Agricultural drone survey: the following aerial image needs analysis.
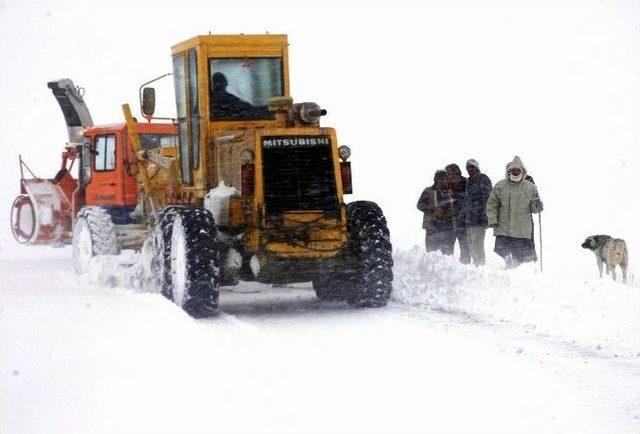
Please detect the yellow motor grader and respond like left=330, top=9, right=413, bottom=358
left=72, top=34, right=393, bottom=317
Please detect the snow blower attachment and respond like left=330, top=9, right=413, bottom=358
left=14, top=35, right=394, bottom=317
left=11, top=154, right=77, bottom=244
left=11, top=78, right=177, bottom=247
left=10, top=79, right=93, bottom=245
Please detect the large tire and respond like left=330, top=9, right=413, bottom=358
left=344, top=201, right=393, bottom=307
left=138, top=234, right=161, bottom=293
left=72, top=206, right=119, bottom=275
left=158, top=206, right=221, bottom=317
left=312, top=274, right=346, bottom=301
left=155, top=205, right=185, bottom=298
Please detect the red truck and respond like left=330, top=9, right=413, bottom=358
left=11, top=79, right=176, bottom=246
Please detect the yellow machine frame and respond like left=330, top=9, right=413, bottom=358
left=169, top=35, right=347, bottom=261
left=171, top=35, right=290, bottom=197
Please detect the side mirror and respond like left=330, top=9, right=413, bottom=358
left=141, top=87, right=156, bottom=118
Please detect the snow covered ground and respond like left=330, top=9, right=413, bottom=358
left=394, top=248, right=640, bottom=359
left=2, top=2, right=639, bottom=433
left=2, top=244, right=640, bottom=434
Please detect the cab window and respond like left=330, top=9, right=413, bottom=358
left=140, top=134, right=178, bottom=151
left=188, top=49, right=200, bottom=170
left=82, top=141, right=92, bottom=186
left=94, top=134, right=116, bottom=171
left=173, top=54, right=191, bottom=185
left=209, top=57, right=283, bottom=121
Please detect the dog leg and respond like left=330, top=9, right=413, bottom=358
left=609, top=266, right=616, bottom=281
left=597, top=257, right=603, bottom=278
left=622, top=251, right=629, bottom=285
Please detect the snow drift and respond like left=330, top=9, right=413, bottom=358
left=392, top=247, right=640, bottom=358
left=37, top=241, right=640, bottom=359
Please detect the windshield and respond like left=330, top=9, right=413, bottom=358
left=140, top=134, right=177, bottom=151
left=209, top=57, right=283, bottom=121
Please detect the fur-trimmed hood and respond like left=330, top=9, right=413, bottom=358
left=505, top=155, right=528, bottom=182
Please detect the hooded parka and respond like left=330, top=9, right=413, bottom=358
left=486, top=156, right=543, bottom=239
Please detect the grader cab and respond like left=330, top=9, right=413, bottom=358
left=59, top=35, right=393, bottom=317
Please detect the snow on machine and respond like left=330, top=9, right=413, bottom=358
left=12, top=35, right=394, bottom=317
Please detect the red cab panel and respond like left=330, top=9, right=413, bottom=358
left=82, top=122, right=176, bottom=223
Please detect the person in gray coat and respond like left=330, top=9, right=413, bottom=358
left=486, top=156, right=543, bottom=267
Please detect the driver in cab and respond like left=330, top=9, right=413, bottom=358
left=210, top=72, right=269, bottom=120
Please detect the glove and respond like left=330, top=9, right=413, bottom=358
left=530, top=199, right=544, bottom=213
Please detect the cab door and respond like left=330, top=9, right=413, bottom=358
left=172, top=48, right=200, bottom=187
left=86, top=133, right=119, bottom=206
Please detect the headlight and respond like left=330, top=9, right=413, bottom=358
left=297, top=102, right=327, bottom=124
left=338, top=145, right=351, bottom=161
left=240, top=149, right=254, bottom=164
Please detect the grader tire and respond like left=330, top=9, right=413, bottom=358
left=344, top=201, right=394, bottom=307
left=312, top=275, right=346, bottom=301
left=158, top=206, right=221, bottom=317
left=155, top=206, right=186, bottom=298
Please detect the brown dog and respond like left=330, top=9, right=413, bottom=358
left=581, top=235, right=629, bottom=284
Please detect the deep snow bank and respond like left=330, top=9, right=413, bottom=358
left=392, top=247, right=640, bottom=358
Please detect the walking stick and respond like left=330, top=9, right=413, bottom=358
left=538, top=212, right=543, bottom=272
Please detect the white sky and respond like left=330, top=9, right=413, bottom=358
left=1, top=0, right=639, bottom=262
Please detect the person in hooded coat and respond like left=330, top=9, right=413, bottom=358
left=486, top=156, right=544, bottom=267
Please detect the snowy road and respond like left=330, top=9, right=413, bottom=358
left=2, top=246, right=640, bottom=434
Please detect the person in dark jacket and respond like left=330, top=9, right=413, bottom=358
left=417, top=170, right=455, bottom=254
left=445, top=163, right=470, bottom=264
left=457, top=159, right=492, bottom=265
left=210, top=72, right=269, bottom=119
